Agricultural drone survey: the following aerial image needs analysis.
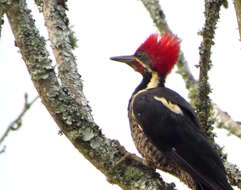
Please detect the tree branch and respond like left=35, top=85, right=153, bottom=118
left=234, top=0, right=241, bottom=39
left=0, top=94, right=38, bottom=153
left=39, top=0, right=90, bottom=116
left=214, top=104, right=241, bottom=137
left=0, top=6, right=4, bottom=38
left=1, top=0, right=176, bottom=189
left=195, top=4, right=241, bottom=188
left=139, top=0, right=167, bottom=32
left=0, top=145, right=6, bottom=154
left=196, top=0, right=224, bottom=139
left=139, top=0, right=241, bottom=188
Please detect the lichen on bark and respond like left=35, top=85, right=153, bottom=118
left=195, top=0, right=224, bottom=140
left=1, top=0, right=176, bottom=189
left=2, top=0, right=241, bottom=189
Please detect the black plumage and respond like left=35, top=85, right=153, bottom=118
left=131, top=87, right=233, bottom=190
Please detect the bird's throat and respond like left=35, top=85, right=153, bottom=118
left=133, top=71, right=164, bottom=96
left=146, top=72, right=160, bottom=89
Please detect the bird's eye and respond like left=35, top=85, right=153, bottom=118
left=135, top=51, right=152, bottom=68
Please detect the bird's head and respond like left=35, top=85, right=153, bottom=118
left=111, top=32, right=180, bottom=82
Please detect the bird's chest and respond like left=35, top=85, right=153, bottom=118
left=128, top=97, right=168, bottom=167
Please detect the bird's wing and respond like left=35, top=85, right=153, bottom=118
left=132, top=88, right=232, bottom=190
left=154, top=87, right=201, bottom=128
left=132, top=87, right=204, bottom=149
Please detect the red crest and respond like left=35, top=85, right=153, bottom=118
left=136, top=32, right=180, bottom=77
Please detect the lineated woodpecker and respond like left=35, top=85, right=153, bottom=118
left=111, top=32, right=233, bottom=190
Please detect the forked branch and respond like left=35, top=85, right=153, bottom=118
left=1, top=1, right=176, bottom=189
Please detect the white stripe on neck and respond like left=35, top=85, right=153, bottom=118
left=134, top=57, right=160, bottom=90
left=146, top=72, right=159, bottom=89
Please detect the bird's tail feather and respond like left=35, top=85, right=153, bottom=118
left=195, top=182, right=205, bottom=190
left=195, top=181, right=234, bottom=190
left=169, top=150, right=233, bottom=190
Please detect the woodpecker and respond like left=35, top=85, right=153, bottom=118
left=111, top=32, right=233, bottom=190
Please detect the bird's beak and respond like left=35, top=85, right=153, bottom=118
left=110, top=55, right=135, bottom=65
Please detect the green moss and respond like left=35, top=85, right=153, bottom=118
left=69, top=28, right=78, bottom=49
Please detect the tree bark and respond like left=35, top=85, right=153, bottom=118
left=234, top=0, right=241, bottom=40
left=0, top=0, right=176, bottom=189
left=1, top=0, right=241, bottom=189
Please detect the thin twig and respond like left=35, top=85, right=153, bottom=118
left=0, top=94, right=39, bottom=152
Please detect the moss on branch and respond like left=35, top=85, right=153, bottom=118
left=195, top=0, right=225, bottom=140
left=41, top=0, right=83, bottom=110
left=1, top=0, right=176, bottom=189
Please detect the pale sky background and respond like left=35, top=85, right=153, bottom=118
left=0, top=1, right=241, bottom=190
